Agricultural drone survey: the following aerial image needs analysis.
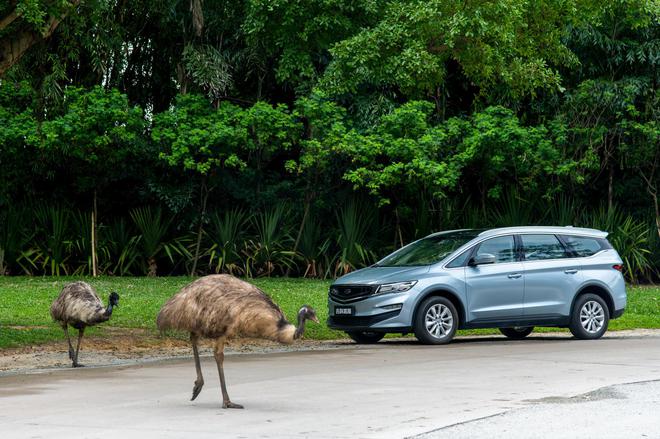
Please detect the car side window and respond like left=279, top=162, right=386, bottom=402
left=560, top=235, right=602, bottom=257
left=521, top=234, right=568, bottom=261
left=475, top=236, right=516, bottom=263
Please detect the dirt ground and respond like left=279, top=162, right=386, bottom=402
left=0, top=328, right=350, bottom=374
left=3, top=328, right=660, bottom=375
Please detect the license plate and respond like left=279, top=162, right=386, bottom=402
left=334, top=306, right=354, bottom=316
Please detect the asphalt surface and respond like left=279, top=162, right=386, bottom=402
left=1, top=333, right=660, bottom=439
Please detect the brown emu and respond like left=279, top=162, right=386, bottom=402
left=156, top=274, right=319, bottom=409
left=50, top=281, right=120, bottom=367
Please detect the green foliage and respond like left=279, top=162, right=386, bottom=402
left=154, top=95, right=300, bottom=177
left=335, top=201, right=377, bottom=275
left=207, top=208, right=251, bottom=275
left=0, top=205, right=32, bottom=275
left=34, top=86, right=146, bottom=193
left=243, top=0, right=380, bottom=93
left=103, top=218, right=140, bottom=276
left=25, top=206, right=72, bottom=276
left=130, top=206, right=186, bottom=277
left=582, top=206, right=652, bottom=283
left=0, top=0, right=658, bottom=281
left=320, top=0, right=578, bottom=101
left=245, top=205, right=295, bottom=277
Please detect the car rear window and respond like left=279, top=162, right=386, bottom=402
left=521, top=234, right=569, bottom=260
left=559, top=235, right=610, bottom=257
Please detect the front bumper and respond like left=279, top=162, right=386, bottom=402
left=327, top=287, right=416, bottom=332
left=327, top=309, right=409, bottom=332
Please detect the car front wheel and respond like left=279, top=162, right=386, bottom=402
left=346, top=331, right=385, bottom=344
left=569, top=293, right=610, bottom=340
left=414, top=296, right=458, bottom=345
left=499, top=326, right=534, bottom=339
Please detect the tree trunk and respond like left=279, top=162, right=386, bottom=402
left=608, top=165, right=614, bottom=211
left=148, top=257, right=158, bottom=277
left=91, top=190, right=98, bottom=277
left=0, top=1, right=80, bottom=76
left=286, top=194, right=311, bottom=277
left=190, top=177, right=209, bottom=276
left=640, top=169, right=660, bottom=240
left=394, top=208, right=404, bottom=248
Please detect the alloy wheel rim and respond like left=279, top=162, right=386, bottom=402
left=425, top=304, right=453, bottom=338
left=580, top=301, right=605, bottom=333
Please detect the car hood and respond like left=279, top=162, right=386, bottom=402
left=333, top=266, right=431, bottom=285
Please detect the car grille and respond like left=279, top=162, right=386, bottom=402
left=329, top=284, right=378, bottom=304
left=328, top=309, right=401, bottom=327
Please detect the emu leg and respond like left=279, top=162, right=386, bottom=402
left=190, top=333, right=204, bottom=401
left=63, top=326, right=75, bottom=361
left=72, top=327, right=85, bottom=368
left=214, top=338, right=243, bottom=409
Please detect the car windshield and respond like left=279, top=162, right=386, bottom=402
left=375, top=230, right=480, bottom=267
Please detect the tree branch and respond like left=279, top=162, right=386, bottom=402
left=0, top=0, right=80, bottom=77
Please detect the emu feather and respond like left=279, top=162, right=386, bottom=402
left=50, top=281, right=119, bottom=367
left=157, top=274, right=318, bottom=408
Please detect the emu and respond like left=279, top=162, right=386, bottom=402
left=50, top=281, right=119, bottom=367
left=157, top=274, right=319, bottom=409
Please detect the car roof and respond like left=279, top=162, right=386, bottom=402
left=427, top=226, right=608, bottom=239
left=478, top=226, right=608, bottom=239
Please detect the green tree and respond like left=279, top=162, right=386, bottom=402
left=153, top=94, right=301, bottom=275
left=320, top=0, right=582, bottom=113
left=34, top=86, right=145, bottom=275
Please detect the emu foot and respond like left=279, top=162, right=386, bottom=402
left=191, top=380, right=204, bottom=401
left=222, top=401, right=244, bottom=409
left=72, top=363, right=85, bottom=368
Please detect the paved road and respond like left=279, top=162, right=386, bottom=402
left=1, top=333, right=660, bottom=439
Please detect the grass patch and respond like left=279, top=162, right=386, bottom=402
left=0, top=277, right=658, bottom=349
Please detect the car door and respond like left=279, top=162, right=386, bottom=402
left=465, top=235, right=524, bottom=321
left=520, top=234, right=582, bottom=317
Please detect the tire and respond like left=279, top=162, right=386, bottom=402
left=414, top=296, right=459, bottom=345
left=346, top=331, right=385, bottom=344
left=499, top=326, right=534, bottom=339
left=569, top=293, right=610, bottom=340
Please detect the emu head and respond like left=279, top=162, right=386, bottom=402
left=109, top=291, right=120, bottom=307
left=298, top=305, right=319, bottom=324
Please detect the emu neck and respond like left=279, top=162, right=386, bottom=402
left=104, top=302, right=115, bottom=317
left=294, top=313, right=306, bottom=340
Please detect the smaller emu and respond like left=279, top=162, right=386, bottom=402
left=157, top=274, right=319, bottom=409
left=50, top=281, right=120, bottom=367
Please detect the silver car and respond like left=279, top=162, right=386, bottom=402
left=328, top=226, right=626, bottom=344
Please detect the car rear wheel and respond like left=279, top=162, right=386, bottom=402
left=346, top=331, right=385, bottom=344
left=414, top=296, right=458, bottom=345
left=569, top=293, right=609, bottom=340
left=499, top=326, right=534, bottom=339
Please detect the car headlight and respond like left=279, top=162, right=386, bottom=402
left=376, top=281, right=417, bottom=294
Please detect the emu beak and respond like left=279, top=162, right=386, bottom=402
left=312, top=316, right=319, bottom=324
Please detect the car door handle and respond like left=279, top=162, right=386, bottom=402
left=507, top=273, right=522, bottom=279
left=564, top=269, right=578, bottom=274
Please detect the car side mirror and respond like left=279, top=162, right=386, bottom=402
left=469, top=253, right=496, bottom=266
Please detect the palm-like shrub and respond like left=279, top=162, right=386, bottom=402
left=488, top=190, right=537, bottom=227
left=130, top=206, right=187, bottom=276
left=335, top=202, right=377, bottom=276
left=27, top=206, right=72, bottom=276
left=582, top=206, right=652, bottom=283
left=70, top=210, right=111, bottom=275
left=0, top=205, right=32, bottom=275
left=104, top=218, right=140, bottom=276
left=207, top=208, right=250, bottom=275
left=296, top=218, right=331, bottom=278
left=244, top=205, right=295, bottom=277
